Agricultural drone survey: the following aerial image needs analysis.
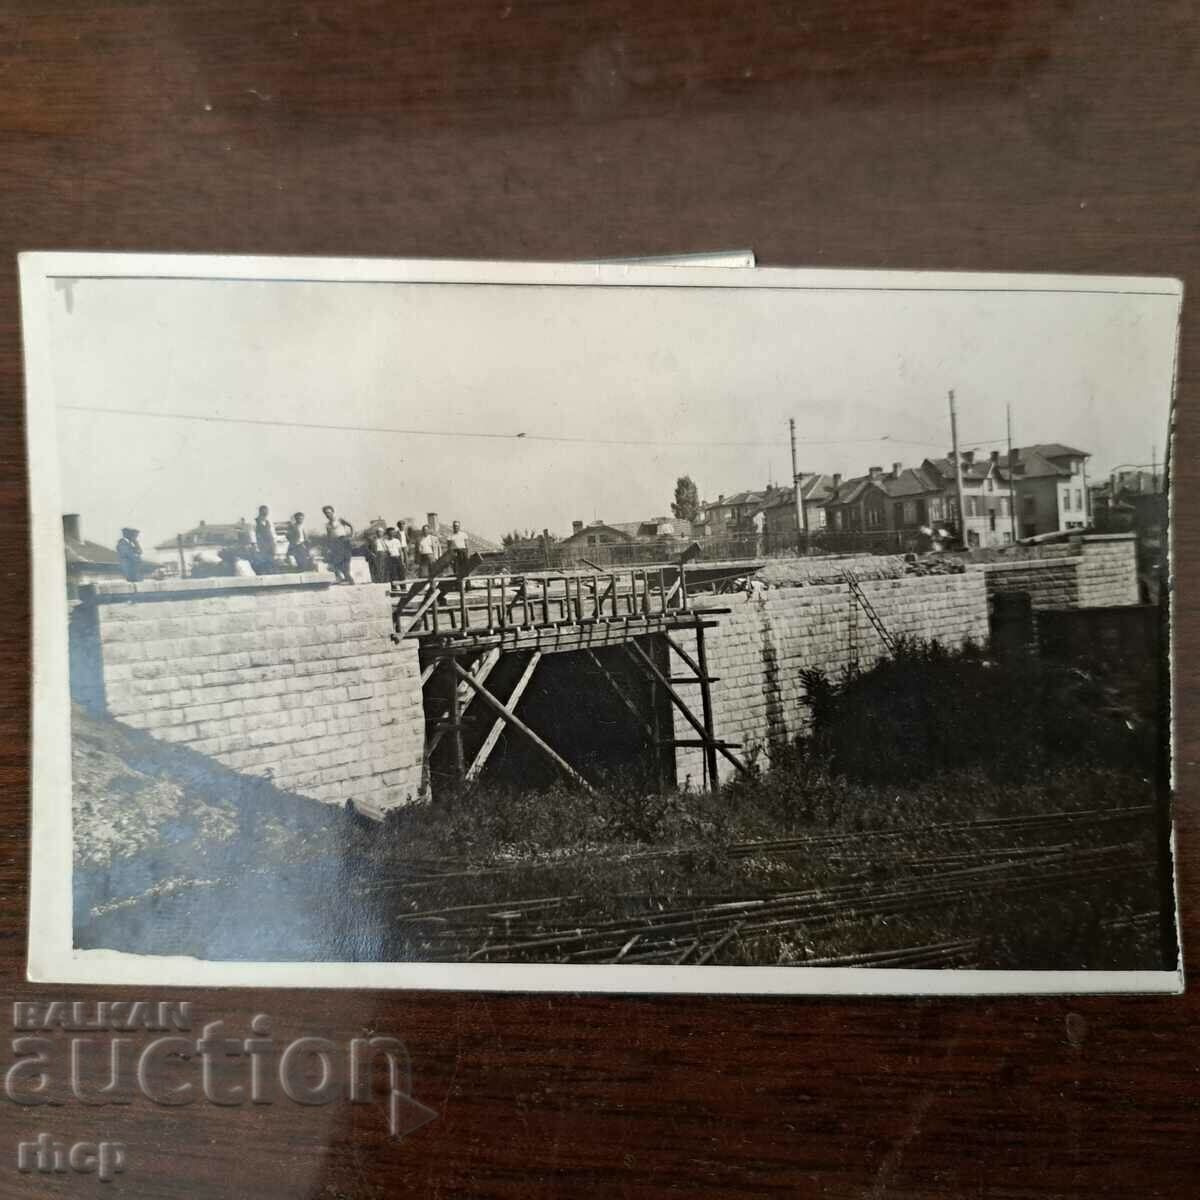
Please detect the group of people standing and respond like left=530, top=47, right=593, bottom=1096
left=114, top=506, right=474, bottom=585
left=359, top=519, right=473, bottom=584
left=264, top=506, right=473, bottom=584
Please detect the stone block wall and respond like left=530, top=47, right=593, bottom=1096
left=74, top=575, right=425, bottom=819
left=1075, top=534, right=1140, bottom=606
left=975, top=559, right=1081, bottom=610
left=974, top=533, right=1139, bottom=611
left=670, top=571, right=989, bottom=787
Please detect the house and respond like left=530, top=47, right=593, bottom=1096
left=697, top=486, right=790, bottom=538
left=155, top=519, right=271, bottom=574
left=996, top=444, right=1091, bottom=539
left=919, top=450, right=1016, bottom=548
left=1091, top=467, right=1163, bottom=532
left=825, top=463, right=953, bottom=541
left=63, top=513, right=149, bottom=599
left=1090, top=467, right=1166, bottom=597
left=560, top=516, right=686, bottom=550
left=757, top=473, right=837, bottom=536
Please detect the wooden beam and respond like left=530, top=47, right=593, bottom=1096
left=694, top=619, right=721, bottom=790
left=407, top=615, right=722, bottom=656
left=583, top=650, right=656, bottom=740
left=466, top=651, right=542, bottom=781
left=450, top=658, right=596, bottom=794
left=398, top=581, right=443, bottom=637
left=624, top=639, right=750, bottom=779
left=426, top=648, right=501, bottom=755
left=664, top=633, right=704, bottom=676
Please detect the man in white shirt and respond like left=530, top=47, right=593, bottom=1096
left=384, top=527, right=405, bottom=583
left=416, top=524, right=439, bottom=579
left=447, top=520, right=470, bottom=579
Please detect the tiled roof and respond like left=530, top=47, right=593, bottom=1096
left=828, top=468, right=942, bottom=505
left=64, top=538, right=122, bottom=566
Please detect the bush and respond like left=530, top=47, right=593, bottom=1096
left=798, top=637, right=1149, bottom=785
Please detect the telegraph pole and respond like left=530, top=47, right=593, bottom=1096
left=1006, top=402, right=1018, bottom=543
left=948, top=390, right=967, bottom=546
left=789, top=417, right=808, bottom=544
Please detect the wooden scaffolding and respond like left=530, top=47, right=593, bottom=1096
left=396, top=564, right=752, bottom=795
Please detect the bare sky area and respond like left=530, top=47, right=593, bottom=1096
left=47, top=271, right=1178, bottom=555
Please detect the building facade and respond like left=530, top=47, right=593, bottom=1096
left=999, top=444, right=1091, bottom=539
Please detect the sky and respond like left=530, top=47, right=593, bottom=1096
left=47, top=271, right=1179, bottom=556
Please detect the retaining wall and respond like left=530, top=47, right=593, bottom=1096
left=670, top=571, right=990, bottom=787
left=70, top=575, right=425, bottom=819
left=973, top=533, right=1139, bottom=611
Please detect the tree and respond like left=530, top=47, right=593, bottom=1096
left=671, top=475, right=701, bottom=524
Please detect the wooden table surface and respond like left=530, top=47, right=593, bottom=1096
left=0, top=3, right=1196, bottom=1196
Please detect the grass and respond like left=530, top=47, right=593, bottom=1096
left=71, top=638, right=1173, bottom=971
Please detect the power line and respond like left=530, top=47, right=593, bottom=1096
left=57, top=403, right=1002, bottom=452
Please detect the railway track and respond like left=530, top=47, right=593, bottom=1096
left=398, top=831, right=1156, bottom=966
left=369, top=803, right=1155, bottom=892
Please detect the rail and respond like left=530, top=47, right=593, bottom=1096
left=395, top=566, right=692, bottom=639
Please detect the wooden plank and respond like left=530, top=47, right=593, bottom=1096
left=624, top=639, right=750, bottom=779
left=694, top=619, right=721, bottom=790
left=450, top=658, right=595, bottom=794
left=466, top=651, right=542, bottom=781
left=658, top=739, right=743, bottom=749
left=398, top=581, right=442, bottom=637
left=583, top=649, right=656, bottom=740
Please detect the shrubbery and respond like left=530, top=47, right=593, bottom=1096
left=797, top=637, right=1152, bottom=785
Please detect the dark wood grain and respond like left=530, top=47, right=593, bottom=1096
left=1, top=2, right=1197, bottom=1196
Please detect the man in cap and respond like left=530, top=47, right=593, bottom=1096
left=116, top=528, right=144, bottom=582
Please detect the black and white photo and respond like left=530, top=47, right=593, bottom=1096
left=20, top=253, right=1182, bottom=993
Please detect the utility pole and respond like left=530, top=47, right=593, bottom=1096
left=948, top=390, right=967, bottom=547
left=1006, top=402, right=1018, bottom=543
left=789, top=417, right=808, bottom=545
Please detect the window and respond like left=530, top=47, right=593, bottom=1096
left=1071, top=459, right=1082, bottom=475
left=1074, top=488, right=1082, bottom=510
left=989, top=513, right=996, bottom=531
left=901, top=500, right=917, bottom=525
left=816, top=508, right=827, bottom=529
left=1003, top=532, right=1013, bottom=544
left=929, top=497, right=943, bottom=521
left=866, top=505, right=882, bottom=528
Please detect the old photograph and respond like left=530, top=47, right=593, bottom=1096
left=21, top=254, right=1182, bottom=992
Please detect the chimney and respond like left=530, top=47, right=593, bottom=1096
left=990, top=449, right=1000, bottom=466
left=832, top=473, right=842, bottom=489
left=572, top=520, right=584, bottom=534
left=891, top=462, right=902, bottom=478
left=868, top=465, right=883, bottom=481
left=717, top=494, right=725, bottom=505
left=962, top=450, right=975, bottom=465
left=427, top=512, right=439, bottom=532
left=62, top=514, right=81, bottom=543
